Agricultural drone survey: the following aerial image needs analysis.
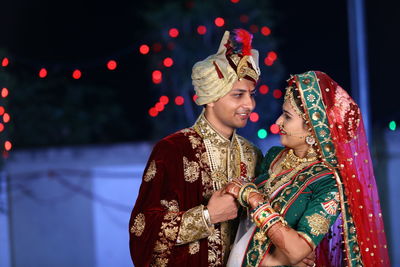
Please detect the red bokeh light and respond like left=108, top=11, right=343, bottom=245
left=231, top=0, right=240, bottom=3
left=192, top=95, right=198, bottom=102
left=149, top=107, right=158, bottom=117
left=169, top=28, right=179, bottom=38
left=39, top=68, right=47, bottom=78
left=3, top=113, right=10, bottom=123
left=214, top=17, right=225, bottom=27
left=0, top=106, right=4, bottom=116
left=261, top=26, right=271, bottom=36
left=155, top=102, right=165, bottom=112
left=1, top=88, right=8, bottom=98
left=264, top=57, right=274, bottom=66
left=2, top=57, right=9, bottom=67
left=175, top=96, right=185, bottom=106
left=259, top=85, right=269, bottom=95
left=249, top=112, right=259, bottom=122
left=107, top=60, right=117, bottom=70
left=0, top=123, right=4, bottom=132
left=159, top=95, right=169, bottom=105
left=239, top=15, right=249, bottom=23
left=249, top=24, right=258, bottom=33
left=273, top=89, right=283, bottom=99
left=267, top=51, right=277, bottom=61
left=270, top=124, right=280, bottom=134
left=4, top=141, right=12, bottom=151
left=197, top=25, right=207, bottom=35
left=152, top=70, right=162, bottom=84
left=163, top=57, right=174, bottom=67
left=139, top=44, right=150, bottom=55
left=72, top=69, right=82, bottom=79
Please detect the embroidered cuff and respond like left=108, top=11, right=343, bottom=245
left=176, top=205, right=213, bottom=245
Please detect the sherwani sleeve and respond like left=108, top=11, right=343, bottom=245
left=129, top=138, right=212, bottom=266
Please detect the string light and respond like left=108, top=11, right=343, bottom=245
left=261, top=26, right=271, bottom=36
left=214, top=17, right=225, bottom=27
left=72, top=69, right=82, bottom=79
left=273, top=89, right=282, bottom=99
left=39, top=68, right=47, bottom=78
left=139, top=44, right=150, bottom=55
left=149, top=107, right=158, bottom=117
left=152, top=70, right=162, bottom=84
left=163, top=57, right=174, bottom=67
left=1, top=57, right=9, bottom=67
left=0, top=106, right=4, bottom=115
left=175, top=96, right=184, bottom=106
left=250, top=112, right=259, bottom=122
left=389, top=121, right=396, bottom=131
left=107, top=60, right=117, bottom=70
left=4, top=141, right=12, bottom=151
left=0, top=123, right=4, bottom=132
left=259, top=85, right=269, bottom=95
left=257, top=129, right=268, bottom=139
left=169, top=28, right=179, bottom=38
left=270, top=124, right=280, bottom=134
left=155, top=102, right=165, bottom=112
left=197, top=25, right=207, bottom=35
left=159, top=96, right=169, bottom=105
left=1, top=88, right=9, bottom=98
left=3, top=113, right=10, bottom=123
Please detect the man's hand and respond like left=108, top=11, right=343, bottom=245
left=207, top=189, right=238, bottom=224
left=301, top=250, right=316, bottom=267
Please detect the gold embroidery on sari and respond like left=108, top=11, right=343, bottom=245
left=306, top=213, right=330, bottom=236
left=183, top=156, right=200, bottom=183
left=144, top=160, right=157, bottom=182
left=130, top=213, right=145, bottom=236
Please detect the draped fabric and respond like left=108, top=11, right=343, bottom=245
left=289, top=71, right=390, bottom=266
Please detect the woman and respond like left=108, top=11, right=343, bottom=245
left=225, top=71, right=390, bottom=266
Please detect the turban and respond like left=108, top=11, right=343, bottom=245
left=192, top=29, right=260, bottom=105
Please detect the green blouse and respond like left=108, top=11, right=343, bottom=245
left=244, top=147, right=341, bottom=266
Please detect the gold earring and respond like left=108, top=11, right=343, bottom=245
left=305, top=135, right=315, bottom=145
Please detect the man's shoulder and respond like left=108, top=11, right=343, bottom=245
left=155, top=127, right=201, bottom=148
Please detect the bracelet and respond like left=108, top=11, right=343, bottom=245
left=203, top=206, right=212, bottom=227
left=251, top=202, right=284, bottom=233
left=237, top=183, right=258, bottom=207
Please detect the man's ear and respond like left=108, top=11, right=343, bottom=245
left=206, top=102, right=215, bottom=108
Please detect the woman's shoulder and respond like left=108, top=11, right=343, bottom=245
left=259, top=146, right=286, bottom=173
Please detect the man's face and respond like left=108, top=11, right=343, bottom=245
left=207, top=79, right=256, bottom=132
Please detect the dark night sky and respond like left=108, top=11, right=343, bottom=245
left=1, top=0, right=399, bottom=142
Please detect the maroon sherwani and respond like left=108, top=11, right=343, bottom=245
left=129, top=112, right=262, bottom=266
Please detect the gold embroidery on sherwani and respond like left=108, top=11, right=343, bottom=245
left=130, top=213, right=145, bottom=236
left=144, top=160, right=156, bottom=182
left=306, top=213, right=330, bottom=236
left=176, top=205, right=212, bottom=244
left=207, top=227, right=223, bottom=266
left=152, top=200, right=182, bottom=266
left=183, top=156, right=200, bottom=183
left=188, top=135, right=201, bottom=149
left=189, top=241, right=200, bottom=255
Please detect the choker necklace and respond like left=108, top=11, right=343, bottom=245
left=281, top=149, right=317, bottom=170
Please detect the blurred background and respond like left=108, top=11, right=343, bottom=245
left=0, top=0, right=399, bottom=266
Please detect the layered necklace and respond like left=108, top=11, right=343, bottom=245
left=265, top=149, right=318, bottom=196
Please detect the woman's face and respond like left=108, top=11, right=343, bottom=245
left=275, top=100, right=309, bottom=150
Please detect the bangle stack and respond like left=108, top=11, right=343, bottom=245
left=237, top=183, right=258, bottom=208
left=251, top=202, right=284, bottom=234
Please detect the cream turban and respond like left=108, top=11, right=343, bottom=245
left=192, top=30, right=260, bottom=106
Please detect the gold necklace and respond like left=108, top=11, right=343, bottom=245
left=280, top=149, right=317, bottom=170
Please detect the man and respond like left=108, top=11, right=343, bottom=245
left=129, top=29, right=262, bottom=266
